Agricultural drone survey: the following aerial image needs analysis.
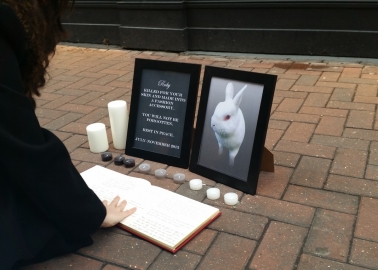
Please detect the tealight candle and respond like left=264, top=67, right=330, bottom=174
left=114, top=156, right=125, bottom=166
left=123, top=158, right=135, bottom=168
left=108, top=100, right=128, bottom=150
left=86, top=123, right=109, bottom=153
left=206, top=188, right=220, bottom=200
left=138, top=163, right=151, bottom=172
left=189, top=179, right=202, bottom=190
left=224, top=192, right=238, bottom=206
left=173, top=173, right=185, bottom=184
left=155, top=169, right=166, bottom=178
left=101, top=152, right=112, bottom=161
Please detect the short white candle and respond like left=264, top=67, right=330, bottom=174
left=206, top=188, right=220, bottom=200
left=138, top=163, right=151, bottom=172
left=86, top=123, right=109, bottom=153
left=173, top=173, right=185, bottom=184
left=224, top=192, right=238, bottom=205
left=108, top=100, right=128, bottom=150
left=189, top=179, right=202, bottom=190
left=155, top=169, right=166, bottom=178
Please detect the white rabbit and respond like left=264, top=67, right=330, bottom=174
left=211, top=82, right=247, bottom=166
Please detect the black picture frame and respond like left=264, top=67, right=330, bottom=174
left=189, top=66, right=277, bottom=195
left=125, top=58, right=201, bottom=168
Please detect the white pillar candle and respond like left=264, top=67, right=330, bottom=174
left=155, top=169, right=166, bottom=178
left=189, top=179, right=203, bottom=190
left=86, top=123, right=109, bottom=153
left=224, top=192, right=238, bottom=206
left=206, top=188, right=220, bottom=200
left=173, top=173, right=185, bottom=184
left=108, top=100, right=128, bottom=150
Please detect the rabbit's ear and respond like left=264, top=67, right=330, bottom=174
left=233, top=85, right=247, bottom=107
left=225, top=82, right=234, bottom=100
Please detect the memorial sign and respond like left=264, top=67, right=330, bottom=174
left=126, top=59, right=201, bottom=168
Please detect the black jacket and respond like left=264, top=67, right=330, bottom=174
left=0, top=4, right=106, bottom=269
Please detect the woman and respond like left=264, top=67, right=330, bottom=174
left=0, top=1, right=135, bottom=269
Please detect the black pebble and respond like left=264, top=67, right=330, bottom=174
left=123, top=158, right=135, bottom=168
left=114, top=156, right=125, bottom=166
left=101, top=152, right=112, bottom=161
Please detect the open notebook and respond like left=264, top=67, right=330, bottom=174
left=81, top=165, right=221, bottom=253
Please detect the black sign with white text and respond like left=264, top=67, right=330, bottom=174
left=133, top=69, right=190, bottom=157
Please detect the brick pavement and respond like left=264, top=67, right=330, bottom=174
left=22, top=45, right=378, bottom=270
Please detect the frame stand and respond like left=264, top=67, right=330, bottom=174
left=260, top=147, right=274, bottom=172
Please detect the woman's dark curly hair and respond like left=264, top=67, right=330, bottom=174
left=2, top=0, right=74, bottom=108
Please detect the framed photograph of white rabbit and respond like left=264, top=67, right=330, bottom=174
left=189, top=66, right=277, bottom=195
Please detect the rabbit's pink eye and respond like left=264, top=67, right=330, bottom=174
left=224, top=115, right=231, bottom=121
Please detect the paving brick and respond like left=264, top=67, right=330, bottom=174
left=286, top=69, right=321, bottom=76
left=339, top=77, right=378, bottom=85
left=350, top=239, right=378, bottom=270
left=365, top=165, right=378, bottom=180
left=41, top=95, right=77, bottom=109
left=362, top=74, right=378, bottom=79
left=240, top=61, right=274, bottom=69
left=102, top=264, right=130, bottom=270
left=362, top=66, right=378, bottom=74
left=344, top=128, right=378, bottom=141
left=290, top=156, right=331, bottom=188
left=297, top=254, right=369, bottom=270
left=273, top=96, right=284, bottom=104
left=57, top=103, right=98, bottom=114
left=59, top=122, right=90, bottom=135
left=55, top=88, right=89, bottom=96
left=309, top=65, right=343, bottom=72
left=76, top=108, right=109, bottom=124
left=346, top=110, right=375, bottom=129
left=66, top=77, right=98, bottom=89
left=196, top=233, right=256, bottom=270
left=51, top=130, right=72, bottom=141
left=43, top=112, right=84, bottom=130
left=327, top=100, right=376, bottom=111
left=330, top=88, right=355, bottom=102
left=355, top=197, right=378, bottom=243
left=277, top=73, right=300, bottom=80
left=355, top=84, right=377, bottom=96
left=299, top=106, right=348, bottom=117
left=257, top=166, right=293, bottom=199
left=101, top=88, right=130, bottom=100
left=331, top=148, right=367, bottom=178
left=274, top=140, right=335, bottom=159
left=38, top=92, right=64, bottom=101
left=52, top=74, right=84, bottom=82
left=276, top=98, right=304, bottom=113
left=284, top=185, right=358, bottom=214
left=78, top=230, right=161, bottom=269
left=304, top=209, right=355, bottom=262
left=319, top=71, right=341, bottom=82
left=341, top=67, right=362, bottom=78
left=208, top=207, right=267, bottom=239
left=303, top=93, right=330, bottom=107
left=268, top=120, right=290, bottom=130
left=325, top=174, right=378, bottom=198
left=42, top=80, right=74, bottom=92
left=316, top=81, right=356, bottom=89
left=75, top=161, right=100, bottom=173
left=148, top=250, right=202, bottom=270
left=272, top=151, right=300, bottom=167
left=70, top=91, right=104, bottom=105
left=275, top=89, right=308, bottom=98
left=71, top=147, right=105, bottom=164
left=23, top=254, right=103, bottom=270
left=282, top=122, right=316, bottom=142
left=183, top=229, right=217, bottom=255
left=304, top=209, right=354, bottom=262
left=311, top=135, right=369, bottom=151
left=249, top=221, right=307, bottom=270
left=296, top=75, right=319, bottom=86
left=38, top=117, right=52, bottom=126
left=369, top=142, right=378, bottom=166
left=353, top=95, right=378, bottom=104
left=315, top=116, right=346, bottom=136
left=62, top=134, right=87, bottom=153
left=265, top=129, right=284, bottom=150
left=291, top=84, right=333, bottom=93
left=270, top=112, right=319, bottom=124
left=238, top=195, right=315, bottom=227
